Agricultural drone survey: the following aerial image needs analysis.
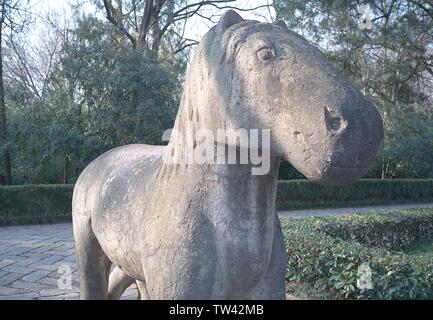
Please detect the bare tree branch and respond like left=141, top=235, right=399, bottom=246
left=99, top=0, right=271, bottom=55
left=102, top=0, right=138, bottom=48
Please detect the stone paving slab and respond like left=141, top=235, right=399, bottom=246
left=0, top=223, right=137, bottom=300
left=1, top=203, right=432, bottom=300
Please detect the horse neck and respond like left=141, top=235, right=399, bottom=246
left=164, top=44, right=280, bottom=210
left=161, top=83, right=280, bottom=209
left=158, top=155, right=281, bottom=220
left=168, top=39, right=233, bottom=152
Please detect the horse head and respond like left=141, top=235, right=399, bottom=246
left=172, top=10, right=383, bottom=186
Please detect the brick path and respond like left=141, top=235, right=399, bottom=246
left=0, top=223, right=137, bottom=300
left=1, top=202, right=432, bottom=300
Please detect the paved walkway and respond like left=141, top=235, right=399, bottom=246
left=1, top=203, right=432, bottom=300
left=0, top=223, right=138, bottom=300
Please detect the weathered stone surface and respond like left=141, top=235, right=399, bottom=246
left=0, top=259, right=15, bottom=269
left=10, top=280, right=51, bottom=291
left=0, top=285, right=28, bottom=296
left=13, top=258, right=44, bottom=267
left=0, top=273, right=24, bottom=286
left=72, top=10, right=383, bottom=300
left=38, top=292, right=79, bottom=300
left=0, top=293, right=40, bottom=300
left=21, top=270, right=52, bottom=282
left=2, top=265, right=34, bottom=275
left=0, top=223, right=102, bottom=300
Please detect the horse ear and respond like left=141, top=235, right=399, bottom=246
left=218, top=10, right=244, bottom=31
left=274, top=20, right=289, bottom=31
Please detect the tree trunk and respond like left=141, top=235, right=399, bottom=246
left=63, top=156, right=70, bottom=184
left=151, top=20, right=161, bottom=54
left=381, top=161, right=388, bottom=179
left=0, top=27, right=13, bottom=185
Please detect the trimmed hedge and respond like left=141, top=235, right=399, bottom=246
left=1, top=179, right=433, bottom=225
left=282, top=209, right=433, bottom=299
left=277, top=179, right=433, bottom=210
left=319, top=211, right=433, bottom=250
left=0, top=184, right=74, bottom=225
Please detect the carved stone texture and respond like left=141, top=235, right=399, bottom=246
left=72, top=10, right=383, bottom=300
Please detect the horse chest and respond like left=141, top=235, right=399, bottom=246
left=141, top=213, right=275, bottom=298
left=139, top=168, right=277, bottom=298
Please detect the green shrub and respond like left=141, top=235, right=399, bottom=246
left=319, top=211, right=433, bottom=250
left=1, top=179, right=433, bottom=226
left=0, top=184, right=74, bottom=225
left=277, top=179, right=433, bottom=210
left=282, top=209, right=433, bottom=299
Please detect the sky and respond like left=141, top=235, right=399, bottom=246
left=29, top=0, right=276, bottom=43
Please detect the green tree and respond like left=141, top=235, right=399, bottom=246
left=374, top=104, right=433, bottom=178
left=0, top=0, right=32, bottom=185
left=5, top=15, right=183, bottom=184
left=274, top=0, right=433, bottom=178
left=60, top=16, right=181, bottom=148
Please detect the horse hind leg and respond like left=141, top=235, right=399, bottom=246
left=107, top=267, right=135, bottom=300
left=136, top=280, right=150, bottom=300
left=73, top=215, right=112, bottom=300
left=107, top=267, right=150, bottom=300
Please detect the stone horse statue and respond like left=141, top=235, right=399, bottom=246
left=72, top=10, right=383, bottom=300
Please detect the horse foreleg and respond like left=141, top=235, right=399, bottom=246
left=246, top=217, right=287, bottom=300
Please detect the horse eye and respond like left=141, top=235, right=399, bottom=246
left=257, top=48, right=275, bottom=62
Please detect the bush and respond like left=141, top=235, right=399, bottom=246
left=277, top=179, right=433, bottom=210
left=320, top=212, right=433, bottom=250
left=282, top=209, right=433, bottom=299
left=0, top=184, right=74, bottom=225
left=1, top=179, right=433, bottom=226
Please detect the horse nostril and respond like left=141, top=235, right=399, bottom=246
left=324, top=107, right=345, bottom=133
